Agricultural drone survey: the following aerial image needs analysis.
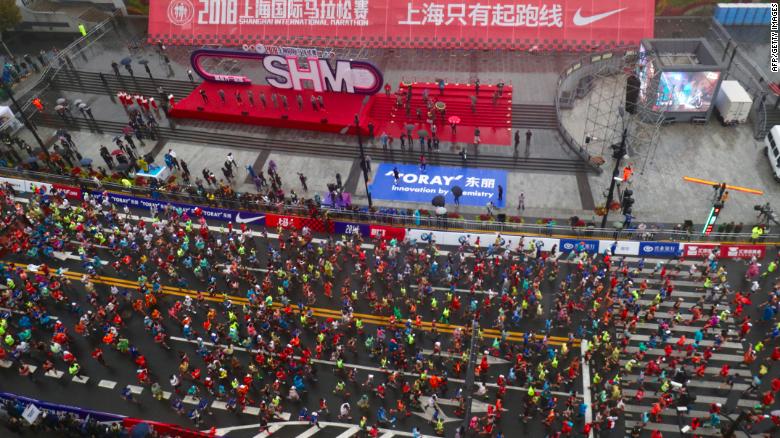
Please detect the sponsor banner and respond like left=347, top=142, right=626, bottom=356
left=93, top=191, right=265, bottom=225
left=0, top=176, right=29, bottom=194
left=370, top=163, right=507, bottom=208
left=405, top=229, right=558, bottom=251
left=369, top=224, right=406, bottom=240
left=597, top=240, right=640, bottom=256
left=638, top=241, right=681, bottom=257
left=52, top=184, right=81, bottom=199
left=334, top=221, right=370, bottom=236
left=559, top=238, right=599, bottom=253
left=266, top=213, right=331, bottom=232
left=150, top=0, right=655, bottom=50
left=682, top=243, right=719, bottom=258
left=720, top=244, right=766, bottom=260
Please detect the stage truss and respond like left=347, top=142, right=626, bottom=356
left=582, top=52, right=666, bottom=176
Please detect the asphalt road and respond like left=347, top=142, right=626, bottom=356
left=0, top=197, right=778, bottom=438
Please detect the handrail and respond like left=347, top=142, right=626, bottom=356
left=13, top=11, right=119, bottom=113
left=1, top=166, right=775, bottom=244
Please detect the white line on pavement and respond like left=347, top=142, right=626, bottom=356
left=98, top=379, right=117, bottom=389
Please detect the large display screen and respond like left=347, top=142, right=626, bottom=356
left=654, top=71, right=720, bottom=112
left=149, top=0, right=656, bottom=50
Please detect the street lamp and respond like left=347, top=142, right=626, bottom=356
left=1, top=81, right=48, bottom=158
left=353, top=113, right=373, bottom=208
left=600, top=128, right=628, bottom=229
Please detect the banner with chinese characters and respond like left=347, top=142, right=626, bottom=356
left=150, top=0, right=655, bottom=51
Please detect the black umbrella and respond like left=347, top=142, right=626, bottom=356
left=138, top=59, right=149, bottom=65
left=120, top=57, right=133, bottom=66
left=115, top=163, right=130, bottom=172
left=431, top=195, right=445, bottom=207
left=451, top=185, right=463, bottom=197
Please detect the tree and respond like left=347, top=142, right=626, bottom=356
left=0, top=0, right=22, bottom=61
left=0, top=0, right=22, bottom=33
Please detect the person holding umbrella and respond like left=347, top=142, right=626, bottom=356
left=451, top=185, right=463, bottom=206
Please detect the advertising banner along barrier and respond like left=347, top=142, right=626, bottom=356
left=150, top=0, right=655, bottom=50
left=370, top=163, right=507, bottom=208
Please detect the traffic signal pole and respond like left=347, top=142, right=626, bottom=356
left=600, top=129, right=628, bottom=229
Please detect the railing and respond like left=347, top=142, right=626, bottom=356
left=1, top=166, right=776, bottom=244
left=12, top=11, right=120, bottom=114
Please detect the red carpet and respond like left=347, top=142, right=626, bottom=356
left=169, top=82, right=512, bottom=145
left=169, top=83, right=369, bottom=134
left=366, top=82, right=512, bottom=146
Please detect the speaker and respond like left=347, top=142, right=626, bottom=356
left=497, top=213, right=506, bottom=223
left=625, top=75, right=641, bottom=115
left=196, top=106, right=204, bottom=111
left=241, top=111, right=249, bottom=116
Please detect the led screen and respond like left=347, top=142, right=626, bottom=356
left=654, top=71, right=720, bottom=112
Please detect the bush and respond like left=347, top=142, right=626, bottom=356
left=508, top=215, right=523, bottom=223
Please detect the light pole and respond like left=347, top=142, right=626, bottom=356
left=1, top=81, right=48, bottom=158
left=600, top=128, right=628, bottom=229
left=354, top=114, right=373, bottom=208
left=461, top=318, right=479, bottom=429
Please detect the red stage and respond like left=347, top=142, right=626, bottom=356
left=169, top=82, right=512, bottom=146
left=169, top=83, right=369, bottom=135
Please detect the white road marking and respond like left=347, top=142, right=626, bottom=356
left=296, top=425, right=323, bottom=438
left=334, top=426, right=361, bottom=438
left=127, top=384, right=144, bottom=394
left=243, top=406, right=261, bottom=416
left=211, top=401, right=227, bottom=410
left=0, top=360, right=12, bottom=368
left=44, top=370, right=64, bottom=378
left=72, top=376, right=89, bottom=384
left=581, top=340, right=593, bottom=438
left=98, top=379, right=117, bottom=389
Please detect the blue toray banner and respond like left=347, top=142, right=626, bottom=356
left=369, top=164, right=507, bottom=208
left=92, top=192, right=265, bottom=225
left=638, top=242, right=681, bottom=257
left=559, top=238, right=599, bottom=253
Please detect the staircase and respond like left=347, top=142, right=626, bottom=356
left=51, top=70, right=198, bottom=100
left=759, top=106, right=780, bottom=139
left=511, top=104, right=558, bottom=130
left=368, top=83, right=512, bottom=130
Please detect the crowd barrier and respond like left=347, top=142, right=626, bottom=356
left=0, top=175, right=773, bottom=260
left=0, top=392, right=219, bottom=437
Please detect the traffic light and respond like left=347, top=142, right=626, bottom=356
left=621, top=189, right=634, bottom=215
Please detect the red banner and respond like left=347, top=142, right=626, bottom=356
left=369, top=225, right=406, bottom=240
left=719, top=244, right=766, bottom=260
left=52, top=184, right=82, bottom=199
left=682, top=243, right=719, bottom=258
left=265, top=213, right=332, bottom=233
left=150, top=0, right=655, bottom=50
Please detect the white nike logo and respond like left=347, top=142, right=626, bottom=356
left=235, top=213, right=264, bottom=224
left=572, top=7, right=627, bottom=26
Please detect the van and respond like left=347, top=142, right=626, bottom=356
left=766, top=126, right=780, bottom=181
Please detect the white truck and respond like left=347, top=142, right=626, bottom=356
left=714, top=80, right=753, bottom=126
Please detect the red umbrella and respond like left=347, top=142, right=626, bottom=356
left=448, top=115, right=461, bottom=125
left=111, top=149, right=125, bottom=156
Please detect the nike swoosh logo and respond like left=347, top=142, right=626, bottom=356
left=573, top=7, right=627, bottom=26
left=235, top=213, right=264, bottom=224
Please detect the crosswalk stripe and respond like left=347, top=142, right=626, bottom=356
left=622, top=388, right=757, bottom=408
left=626, top=333, right=744, bottom=349
left=334, top=426, right=361, bottom=438
left=623, top=346, right=747, bottom=363
left=0, top=360, right=12, bottom=368
left=98, top=380, right=117, bottom=389
left=44, top=370, right=64, bottom=378
left=243, top=406, right=260, bottom=416
left=72, top=376, right=89, bottom=384
left=211, top=401, right=227, bottom=410
left=127, top=385, right=144, bottom=395
left=297, top=425, right=323, bottom=438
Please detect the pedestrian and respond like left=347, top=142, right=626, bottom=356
left=526, top=129, right=532, bottom=149
left=498, top=185, right=503, bottom=202
left=144, top=63, right=152, bottom=79
left=247, top=90, right=255, bottom=106
left=125, top=64, right=134, bottom=76
left=297, top=94, right=304, bottom=111
left=317, top=95, right=324, bottom=109
left=380, top=132, right=388, bottom=150
left=260, top=93, right=267, bottom=108
left=226, top=152, right=237, bottom=169
left=310, top=95, right=318, bottom=111
left=282, top=95, right=288, bottom=110
left=235, top=90, right=243, bottom=105
left=200, top=89, right=208, bottom=104
left=364, top=155, right=372, bottom=175
left=368, top=122, right=375, bottom=140
left=518, top=192, right=525, bottom=211
left=187, top=69, right=194, bottom=82
left=218, top=89, right=226, bottom=104
left=111, top=61, right=120, bottom=77
left=298, top=172, right=308, bottom=191
left=393, top=166, right=400, bottom=185
left=419, top=154, right=426, bottom=173
left=514, top=130, right=520, bottom=153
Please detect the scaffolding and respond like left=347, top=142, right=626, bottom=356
left=581, top=51, right=666, bottom=176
